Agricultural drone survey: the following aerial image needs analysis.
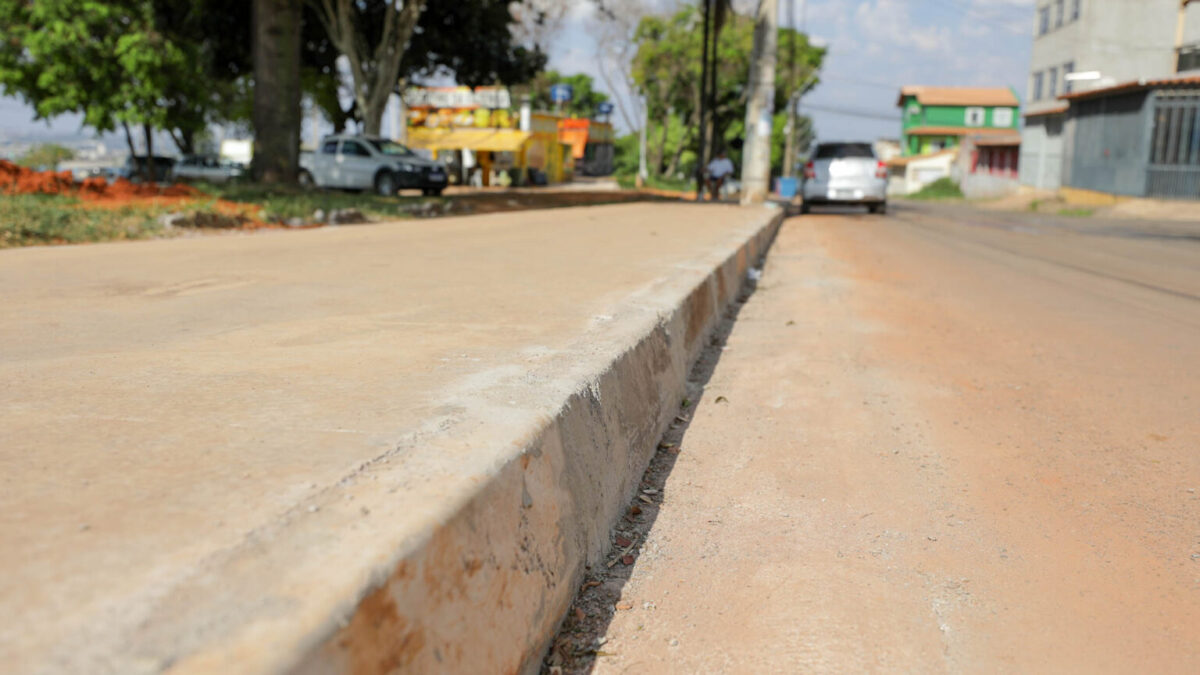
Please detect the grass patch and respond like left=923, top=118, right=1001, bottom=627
left=1057, top=207, right=1094, bottom=217
left=1, top=193, right=165, bottom=248
left=196, top=181, right=431, bottom=222
left=615, top=172, right=694, bottom=193
left=907, top=177, right=964, bottom=200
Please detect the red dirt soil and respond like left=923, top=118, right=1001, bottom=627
left=1, top=159, right=201, bottom=204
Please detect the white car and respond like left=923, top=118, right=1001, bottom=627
left=171, top=155, right=245, bottom=183
left=801, top=142, right=889, bottom=214
left=299, top=135, right=448, bottom=196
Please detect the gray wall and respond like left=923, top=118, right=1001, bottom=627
left=1027, top=0, right=1182, bottom=115
left=1066, top=91, right=1151, bottom=196
left=1019, top=115, right=1064, bottom=189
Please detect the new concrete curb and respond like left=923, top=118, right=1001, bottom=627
left=143, top=208, right=782, bottom=675
left=295, top=210, right=779, bottom=674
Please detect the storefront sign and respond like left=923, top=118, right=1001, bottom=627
left=404, top=86, right=512, bottom=110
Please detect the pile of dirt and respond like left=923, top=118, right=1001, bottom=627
left=0, top=160, right=74, bottom=195
left=0, top=159, right=200, bottom=202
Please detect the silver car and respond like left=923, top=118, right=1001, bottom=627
left=801, top=142, right=888, bottom=214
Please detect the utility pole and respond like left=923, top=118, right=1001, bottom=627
left=782, top=0, right=797, bottom=179
left=695, top=0, right=712, bottom=201
left=637, top=99, right=649, bottom=188
left=739, top=0, right=779, bottom=205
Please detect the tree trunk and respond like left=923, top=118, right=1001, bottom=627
left=314, top=0, right=426, bottom=138
left=253, top=0, right=302, bottom=184
left=652, top=112, right=670, bottom=175
left=663, top=130, right=688, bottom=178
left=121, top=121, right=137, bottom=165
left=142, top=124, right=155, bottom=183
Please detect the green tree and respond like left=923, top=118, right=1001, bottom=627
left=308, top=0, right=428, bottom=136
left=0, top=0, right=254, bottom=165
left=302, top=0, right=545, bottom=134
left=17, top=144, right=75, bottom=170
left=630, top=5, right=824, bottom=178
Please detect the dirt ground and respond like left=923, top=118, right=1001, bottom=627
left=544, top=205, right=1200, bottom=673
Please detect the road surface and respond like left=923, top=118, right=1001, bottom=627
left=550, top=203, right=1200, bottom=673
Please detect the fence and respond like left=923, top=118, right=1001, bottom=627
left=1146, top=89, right=1200, bottom=199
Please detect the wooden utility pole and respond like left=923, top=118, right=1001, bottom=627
left=739, top=0, right=779, bottom=204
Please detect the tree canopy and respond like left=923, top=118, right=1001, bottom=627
left=629, top=5, right=824, bottom=178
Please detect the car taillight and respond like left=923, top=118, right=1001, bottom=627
left=803, top=161, right=816, bottom=179
left=875, top=160, right=888, bottom=179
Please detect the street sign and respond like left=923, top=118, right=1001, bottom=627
left=549, top=84, right=573, bottom=104
left=596, top=102, right=614, bottom=115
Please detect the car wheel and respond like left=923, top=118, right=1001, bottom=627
left=374, top=171, right=397, bottom=196
left=800, top=202, right=811, bottom=214
left=298, top=170, right=315, bottom=190
left=870, top=202, right=887, bottom=215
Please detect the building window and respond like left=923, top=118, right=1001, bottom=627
left=1048, top=67, right=1060, bottom=98
left=1038, top=6, right=1050, bottom=35
left=993, top=108, right=1014, bottom=127
left=1063, top=61, right=1075, bottom=93
left=1071, top=0, right=1080, bottom=21
left=1033, top=71, right=1044, bottom=101
left=1055, top=0, right=1064, bottom=27
left=965, top=107, right=985, bottom=126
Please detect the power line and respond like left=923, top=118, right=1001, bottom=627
left=910, top=0, right=1029, bottom=35
left=800, top=102, right=901, bottom=122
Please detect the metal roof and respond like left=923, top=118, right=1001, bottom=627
left=897, top=86, right=1019, bottom=107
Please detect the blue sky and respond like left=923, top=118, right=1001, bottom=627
left=550, top=0, right=1034, bottom=142
left=0, top=0, right=1034, bottom=146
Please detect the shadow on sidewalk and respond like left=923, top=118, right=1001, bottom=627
left=539, top=253, right=769, bottom=674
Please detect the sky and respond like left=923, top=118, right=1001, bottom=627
left=0, top=0, right=1035, bottom=147
left=549, top=0, right=1035, bottom=142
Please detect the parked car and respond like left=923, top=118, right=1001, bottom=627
left=299, top=135, right=448, bottom=196
left=800, top=142, right=888, bottom=214
left=171, top=154, right=245, bottom=183
left=122, top=155, right=176, bottom=184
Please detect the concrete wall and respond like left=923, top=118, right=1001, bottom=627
left=1027, top=0, right=1181, bottom=113
left=1020, top=114, right=1065, bottom=189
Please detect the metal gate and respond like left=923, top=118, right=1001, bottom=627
left=1146, top=89, right=1200, bottom=200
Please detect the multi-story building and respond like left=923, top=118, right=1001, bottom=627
left=1021, top=0, right=1200, bottom=190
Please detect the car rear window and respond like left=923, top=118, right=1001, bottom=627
left=815, top=143, right=875, bottom=159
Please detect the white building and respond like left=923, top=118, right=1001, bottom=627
left=1021, top=0, right=1200, bottom=190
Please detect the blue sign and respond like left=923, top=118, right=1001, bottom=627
left=549, top=84, right=573, bottom=104
left=596, top=102, right=614, bottom=115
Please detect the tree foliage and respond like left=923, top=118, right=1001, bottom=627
left=17, top=143, right=75, bottom=170
left=629, top=5, right=824, bottom=177
left=0, top=0, right=253, bottom=156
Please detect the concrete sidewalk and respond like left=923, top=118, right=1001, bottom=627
left=0, top=203, right=779, bottom=674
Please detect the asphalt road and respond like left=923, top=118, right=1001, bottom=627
left=553, top=203, right=1200, bottom=673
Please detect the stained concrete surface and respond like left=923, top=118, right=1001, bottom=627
left=549, top=206, right=1200, bottom=673
left=0, top=202, right=776, bottom=673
